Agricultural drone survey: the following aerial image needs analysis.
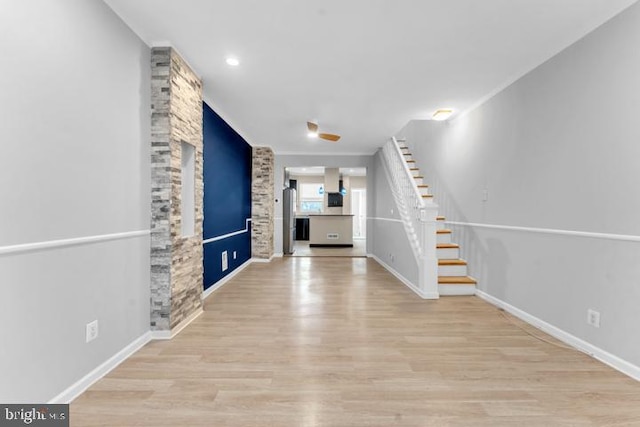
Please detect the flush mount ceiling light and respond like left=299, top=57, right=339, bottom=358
left=432, top=109, right=453, bottom=121
left=225, top=57, right=240, bottom=66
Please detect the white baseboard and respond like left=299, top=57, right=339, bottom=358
left=51, top=307, right=205, bottom=403
left=252, top=253, right=280, bottom=263
left=203, top=258, right=253, bottom=300
left=476, top=290, right=640, bottom=382
left=48, top=331, right=152, bottom=404
left=150, top=308, right=203, bottom=340
left=48, top=257, right=261, bottom=404
left=370, top=254, right=436, bottom=299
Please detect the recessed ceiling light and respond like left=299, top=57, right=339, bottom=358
left=225, top=57, right=240, bottom=67
left=307, top=132, right=318, bottom=138
left=432, top=109, right=453, bottom=121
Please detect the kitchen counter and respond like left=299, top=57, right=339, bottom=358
left=308, top=214, right=354, bottom=216
left=309, top=215, right=354, bottom=247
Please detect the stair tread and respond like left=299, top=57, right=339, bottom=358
left=417, top=184, right=429, bottom=188
left=422, top=194, right=434, bottom=198
left=406, top=160, right=416, bottom=163
left=437, top=243, right=459, bottom=248
left=436, top=229, right=451, bottom=234
left=436, top=216, right=445, bottom=221
left=403, top=153, right=412, bottom=156
left=413, top=175, right=424, bottom=179
left=439, top=259, right=467, bottom=266
left=438, top=276, right=477, bottom=285
left=409, top=168, right=420, bottom=171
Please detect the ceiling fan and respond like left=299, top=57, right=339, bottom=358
left=307, top=121, right=340, bottom=142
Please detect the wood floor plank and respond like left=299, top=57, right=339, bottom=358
left=70, top=257, right=640, bottom=426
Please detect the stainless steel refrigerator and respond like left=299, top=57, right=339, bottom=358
left=283, top=187, right=296, bottom=254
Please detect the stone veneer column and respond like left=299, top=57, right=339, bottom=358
left=150, top=47, right=203, bottom=332
left=251, top=147, right=274, bottom=259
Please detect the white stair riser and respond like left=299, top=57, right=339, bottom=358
left=437, top=247, right=459, bottom=259
left=436, top=221, right=445, bottom=230
left=413, top=177, right=423, bottom=185
left=439, top=284, right=476, bottom=296
left=438, top=264, right=468, bottom=276
left=411, top=170, right=420, bottom=177
left=437, top=233, right=451, bottom=244
left=420, top=188, right=430, bottom=196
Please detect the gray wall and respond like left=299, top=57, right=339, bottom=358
left=405, top=3, right=640, bottom=368
left=273, top=154, right=373, bottom=254
left=369, top=153, right=419, bottom=285
left=0, top=0, right=151, bottom=401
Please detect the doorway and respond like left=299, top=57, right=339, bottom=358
left=284, top=166, right=367, bottom=257
left=351, top=188, right=367, bottom=239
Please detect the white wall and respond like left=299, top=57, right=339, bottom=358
left=369, top=154, right=419, bottom=285
left=405, top=3, right=640, bottom=369
left=274, top=154, right=373, bottom=255
left=349, top=176, right=367, bottom=190
left=0, top=0, right=151, bottom=401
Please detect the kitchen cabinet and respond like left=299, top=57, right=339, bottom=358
left=295, top=217, right=309, bottom=241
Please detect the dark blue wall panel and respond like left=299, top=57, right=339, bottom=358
left=203, top=102, right=252, bottom=289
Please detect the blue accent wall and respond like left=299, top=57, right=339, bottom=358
left=203, top=102, right=252, bottom=289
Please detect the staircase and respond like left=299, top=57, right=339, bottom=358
left=382, top=137, right=476, bottom=296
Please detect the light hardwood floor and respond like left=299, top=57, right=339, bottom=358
left=71, top=258, right=640, bottom=426
left=289, top=239, right=367, bottom=257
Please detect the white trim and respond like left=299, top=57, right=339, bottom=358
left=0, top=230, right=150, bottom=256
left=203, top=218, right=252, bottom=244
left=252, top=253, right=280, bottom=263
left=476, top=290, right=640, bottom=382
left=150, top=308, right=203, bottom=341
left=48, top=332, right=152, bottom=404
left=452, top=10, right=635, bottom=123
left=446, top=221, right=640, bottom=243
left=369, top=254, right=438, bottom=300
left=276, top=151, right=375, bottom=156
left=369, top=217, right=404, bottom=224
left=203, top=258, right=253, bottom=300
left=49, top=307, right=206, bottom=403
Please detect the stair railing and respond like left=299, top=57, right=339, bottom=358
left=380, top=137, right=439, bottom=299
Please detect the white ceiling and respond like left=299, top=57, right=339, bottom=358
left=287, top=167, right=367, bottom=177
left=104, top=0, right=637, bottom=155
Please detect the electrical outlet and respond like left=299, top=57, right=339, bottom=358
left=587, top=309, right=601, bottom=328
left=222, top=251, right=228, bottom=271
left=86, top=320, right=98, bottom=343
left=233, top=251, right=237, bottom=259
